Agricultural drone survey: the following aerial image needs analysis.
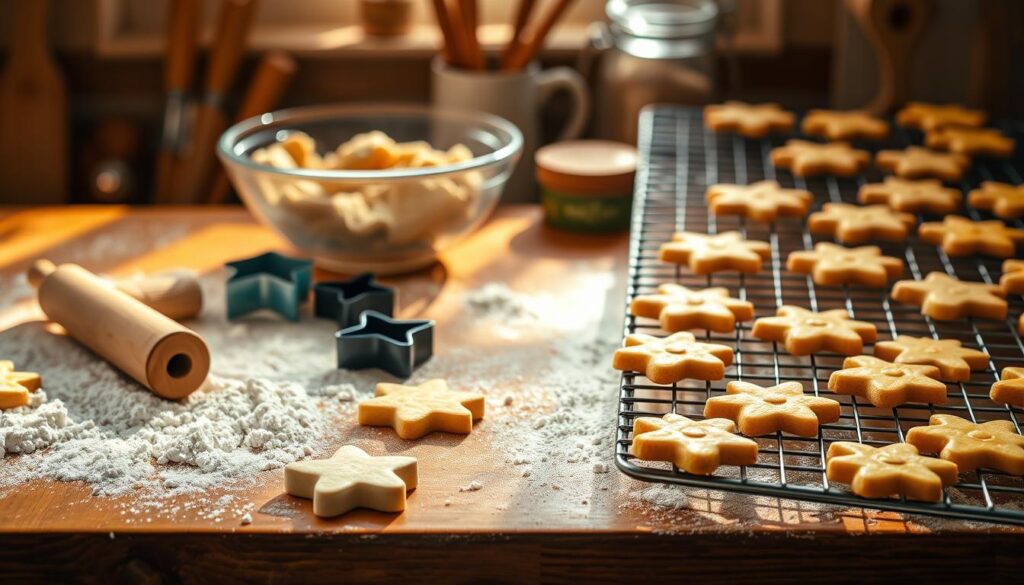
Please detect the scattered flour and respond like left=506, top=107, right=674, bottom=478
left=462, top=283, right=541, bottom=323
left=458, top=480, right=484, bottom=492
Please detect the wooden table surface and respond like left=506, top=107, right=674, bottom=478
left=0, top=206, right=1020, bottom=583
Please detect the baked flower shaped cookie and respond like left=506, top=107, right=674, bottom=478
left=896, top=102, right=986, bottom=131
left=990, top=367, right=1024, bottom=408
left=801, top=109, right=889, bottom=141
left=786, top=243, right=903, bottom=288
left=358, top=379, right=485, bottom=440
left=906, top=414, right=1024, bottom=475
left=925, top=126, right=1014, bottom=158
left=659, top=231, right=771, bottom=275
left=703, top=101, right=795, bottom=138
left=968, top=181, right=1024, bottom=220
left=284, top=445, right=418, bottom=517
left=807, top=203, right=916, bottom=244
left=873, top=336, right=989, bottom=382
left=857, top=177, right=962, bottom=215
left=891, top=272, right=1007, bottom=321
left=705, top=180, right=812, bottom=223
left=704, top=381, right=841, bottom=437
left=751, top=305, right=877, bottom=356
left=828, top=355, right=946, bottom=408
left=876, top=147, right=969, bottom=182
left=629, top=284, right=754, bottom=333
left=918, top=216, right=1024, bottom=258
left=1000, top=259, right=1024, bottom=294
left=770, top=140, right=870, bottom=177
left=613, top=332, right=734, bottom=384
left=631, top=413, right=759, bottom=475
left=826, top=442, right=958, bottom=501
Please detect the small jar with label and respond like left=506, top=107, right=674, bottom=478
left=535, top=140, right=638, bottom=232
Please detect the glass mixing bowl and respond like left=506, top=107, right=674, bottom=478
left=218, top=103, right=523, bottom=274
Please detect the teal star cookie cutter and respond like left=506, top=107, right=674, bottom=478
left=225, top=252, right=312, bottom=321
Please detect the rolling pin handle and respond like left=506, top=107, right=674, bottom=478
left=27, top=259, right=56, bottom=288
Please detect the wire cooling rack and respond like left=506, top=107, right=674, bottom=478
left=615, top=106, right=1024, bottom=526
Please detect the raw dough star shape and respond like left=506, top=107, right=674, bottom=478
left=703, top=380, right=841, bottom=437
left=786, top=243, right=903, bottom=288
left=826, top=442, right=958, bottom=501
left=968, top=181, right=1024, bottom=220
left=918, top=215, right=1024, bottom=258
left=613, top=332, right=734, bottom=384
left=631, top=413, right=758, bottom=475
left=358, top=379, right=484, bottom=439
left=801, top=109, right=889, bottom=141
left=891, top=272, right=1007, bottom=321
left=906, top=414, right=1024, bottom=475
left=284, top=445, right=418, bottom=518
left=629, top=284, right=754, bottom=333
left=751, top=305, right=877, bottom=356
left=0, top=360, right=41, bottom=410
left=807, top=203, right=916, bottom=244
left=703, top=101, right=795, bottom=138
left=705, top=180, right=812, bottom=222
left=827, top=355, right=946, bottom=408
left=925, top=126, right=1015, bottom=158
left=770, top=140, right=870, bottom=177
left=896, top=102, right=986, bottom=131
left=1000, top=259, right=1024, bottom=295
left=659, top=231, right=771, bottom=275
left=876, top=147, right=970, bottom=181
left=873, top=335, right=989, bottom=382
left=990, top=367, right=1024, bottom=408
left=857, top=177, right=962, bottom=215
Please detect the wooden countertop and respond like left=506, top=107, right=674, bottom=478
left=0, top=206, right=1020, bottom=582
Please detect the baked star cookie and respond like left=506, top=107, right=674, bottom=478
left=705, top=181, right=812, bottom=223
left=787, top=243, right=903, bottom=288
left=857, top=177, right=962, bottom=215
left=770, top=140, right=870, bottom=177
left=918, top=216, right=1024, bottom=258
left=703, top=101, right=795, bottom=138
left=826, top=442, right=958, bottom=501
left=629, top=284, right=754, bottom=333
left=801, top=109, right=889, bottom=141
left=990, top=367, right=1024, bottom=408
left=659, top=231, right=771, bottom=275
left=896, top=102, right=986, bottom=131
left=925, top=126, right=1015, bottom=158
left=284, top=445, right=417, bottom=517
left=0, top=360, right=41, bottom=410
left=751, top=306, right=877, bottom=356
left=873, top=336, right=989, bottom=382
left=613, top=332, right=734, bottom=384
left=1000, top=259, right=1024, bottom=294
left=704, top=381, right=841, bottom=437
left=876, top=147, right=969, bottom=181
left=828, top=355, right=946, bottom=408
left=358, top=379, right=484, bottom=439
left=907, top=414, right=1024, bottom=475
left=891, top=272, right=1007, bottom=321
left=631, top=413, right=758, bottom=475
left=807, top=203, right=916, bottom=244
left=968, top=181, right=1024, bottom=220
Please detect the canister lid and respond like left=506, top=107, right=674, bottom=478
left=606, top=0, right=719, bottom=39
left=535, top=140, right=638, bottom=197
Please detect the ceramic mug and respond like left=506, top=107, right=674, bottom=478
left=431, top=57, right=590, bottom=203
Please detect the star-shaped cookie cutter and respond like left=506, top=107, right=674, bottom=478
left=314, top=273, right=396, bottom=328
left=225, top=252, right=313, bottom=321
left=336, top=311, right=434, bottom=378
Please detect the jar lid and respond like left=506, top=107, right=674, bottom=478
left=535, top=140, right=638, bottom=197
left=606, top=0, right=718, bottom=39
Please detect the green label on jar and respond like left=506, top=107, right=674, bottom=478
left=541, top=188, right=633, bottom=233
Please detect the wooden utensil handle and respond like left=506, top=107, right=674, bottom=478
left=165, top=0, right=202, bottom=90
left=206, top=0, right=258, bottom=94
left=503, top=0, right=575, bottom=71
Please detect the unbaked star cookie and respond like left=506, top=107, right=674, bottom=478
left=828, top=355, right=946, bottom=408
left=786, top=243, right=903, bottom=288
left=631, top=413, right=759, bottom=475
left=968, top=181, right=1024, bottom=220
left=873, top=336, right=989, bottom=382
left=990, top=367, right=1024, bottom=408
left=770, top=140, right=870, bottom=177
left=705, top=181, right=812, bottom=223
left=801, top=109, right=889, bottom=141
left=896, top=102, right=986, bottom=131
left=659, top=231, right=771, bottom=275
left=751, top=306, right=877, bottom=356
left=925, top=126, right=1015, bottom=158
left=704, top=381, right=841, bottom=437
left=358, top=379, right=484, bottom=439
left=0, top=360, right=41, bottom=410
left=613, top=332, right=734, bottom=384
left=629, top=284, right=754, bottom=333
left=826, top=442, right=958, bottom=501
left=918, top=216, right=1024, bottom=258
left=906, top=414, right=1024, bottom=475
left=284, top=445, right=417, bottom=517
left=891, top=272, right=1007, bottom=321
left=876, top=147, right=970, bottom=181
left=704, top=101, right=795, bottom=138
left=1000, top=259, right=1024, bottom=294
left=807, top=203, right=916, bottom=244
left=857, top=177, right=962, bottom=215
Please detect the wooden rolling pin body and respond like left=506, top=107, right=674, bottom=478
left=31, top=262, right=210, bottom=399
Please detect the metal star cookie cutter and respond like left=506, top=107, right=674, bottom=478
left=336, top=311, right=434, bottom=378
left=314, top=273, right=395, bottom=329
left=225, top=252, right=313, bottom=321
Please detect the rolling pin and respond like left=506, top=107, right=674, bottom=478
left=27, top=260, right=210, bottom=400
left=112, top=269, right=204, bottom=321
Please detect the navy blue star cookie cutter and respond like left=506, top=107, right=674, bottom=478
left=336, top=310, right=434, bottom=378
left=225, top=252, right=313, bottom=321
left=314, top=273, right=395, bottom=328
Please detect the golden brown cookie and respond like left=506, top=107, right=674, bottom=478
left=925, top=126, right=1015, bottom=158
left=358, top=379, right=485, bottom=440
left=631, top=413, right=759, bottom=475
left=751, top=306, right=877, bottom=356
left=770, top=140, right=871, bottom=177
left=891, top=272, right=1007, bottom=321
left=968, top=181, right=1024, bottom=220
left=705, top=181, right=812, bottom=223
left=906, top=414, right=1024, bottom=475
left=703, top=101, right=795, bottom=138
left=704, top=381, right=841, bottom=437
left=807, top=203, right=916, bottom=244
left=990, top=367, right=1024, bottom=408
left=613, top=332, right=734, bottom=384
left=857, top=177, right=962, bottom=215
left=873, top=336, right=989, bottom=382
left=896, top=102, right=986, bottom=131
left=801, top=109, right=890, bottom=141
left=1000, top=259, right=1024, bottom=294
left=918, top=216, right=1024, bottom=258
left=875, top=147, right=970, bottom=181
left=828, top=355, right=947, bottom=408
left=629, top=284, right=754, bottom=333
left=659, top=231, right=771, bottom=275
left=786, top=243, right=903, bottom=288
left=826, top=442, right=959, bottom=501
left=0, top=360, right=40, bottom=410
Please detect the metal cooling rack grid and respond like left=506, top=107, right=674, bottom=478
left=615, top=106, right=1024, bottom=526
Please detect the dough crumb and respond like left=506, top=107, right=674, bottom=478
left=240, top=513, right=252, bottom=525
left=459, top=480, right=483, bottom=492
left=593, top=462, right=610, bottom=474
